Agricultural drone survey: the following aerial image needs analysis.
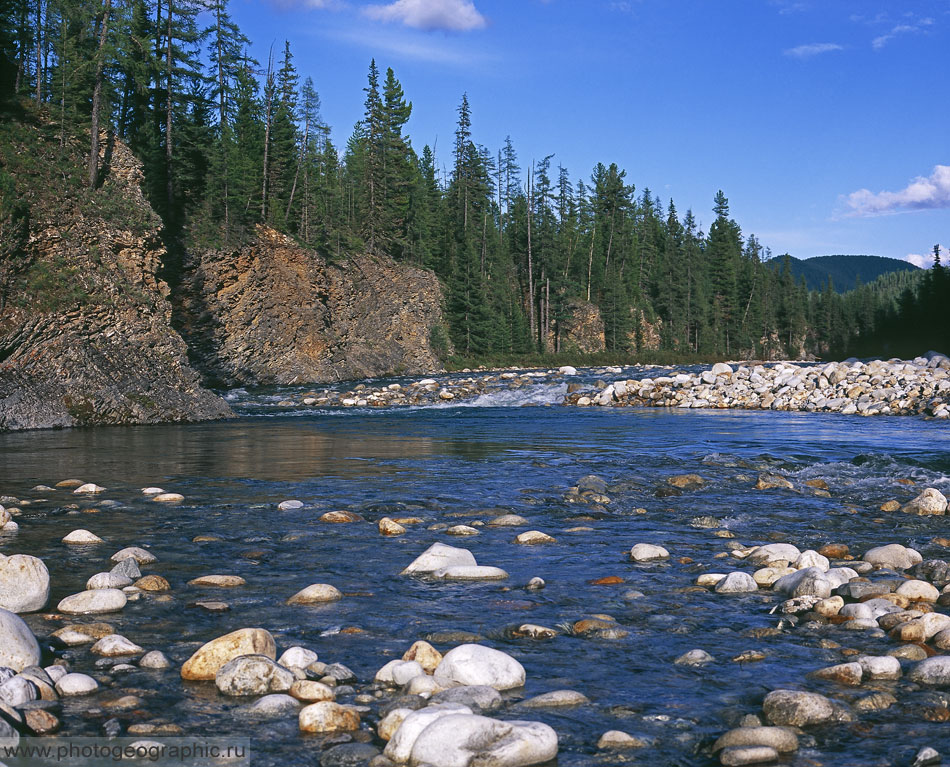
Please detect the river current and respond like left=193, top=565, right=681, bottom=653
left=2, top=367, right=950, bottom=766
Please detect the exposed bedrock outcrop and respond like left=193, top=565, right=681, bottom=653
left=175, top=226, right=446, bottom=386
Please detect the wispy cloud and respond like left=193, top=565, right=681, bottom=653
left=841, top=165, right=950, bottom=218
left=363, top=0, right=487, bottom=31
left=771, top=0, right=807, bottom=15
left=329, top=25, right=495, bottom=65
left=784, top=42, right=843, bottom=59
left=872, top=16, right=933, bottom=49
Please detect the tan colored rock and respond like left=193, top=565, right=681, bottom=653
left=188, top=575, right=245, bottom=587
left=514, top=530, right=556, bottom=545
left=290, top=680, right=335, bottom=702
left=134, top=575, right=170, bottom=592
left=378, top=517, right=406, bottom=536
left=180, top=628, right=276, bottom=680
left=401, top=640, right=442, bottom=673
left=880, top=500, right=900, bottom=512
left=286, top=584, right=342, bottom=605
left=810, top=662, right=862, bottom=686
left=668, top=474, right=705, bottom=489
left=319, top=511, right=363, bottom=523
left=298, top=701, right=360, bottom=733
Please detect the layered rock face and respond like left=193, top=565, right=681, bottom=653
left=0, top=128, right=233, bottom=430
left=175, top=226, right=445, bottom=386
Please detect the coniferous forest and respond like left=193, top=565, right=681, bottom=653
left=0, top=0, right=946, bottom=363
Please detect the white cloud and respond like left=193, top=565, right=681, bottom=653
left=872, top=17, right=933, bottom=49
left=905, top=245, right=947, bottom=269
left=784, top=42, right=843, bottom=58
left=841, top=166, right=950, bottom=217
left=363, top=0, right=487, bottom=31
left=329, top=25, right=496, bottom=65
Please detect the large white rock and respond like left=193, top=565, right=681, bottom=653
left=384, top=703, right=473, bottom=763
left=181, top=628, right=276, bottom=680
left=91, top=635, right=143, bottom=657
left=772, top=567, right=831, bottom=598
left=434, top=645, right=525, bottom=690
left=215, top=655, right=295, bottom=696
left=747, top=544, right=801, bottom=565
left=629, top=543, right=669, bottom=561
left=286, top=583, right=342, bottom=604
left=401, top=543, right=477, bottom=575
left=714, top=572, right=759, bottom=594
left=908, top=655, right=950, bottom=686
left=62, top=529, right=104, bottom=544
left=434, top=566, right=509, bottom=581
left=57, top=589, right=127, bottom=615
left=793, top=550, right=829, bottom=571
left=862, top=544, right=922, bottom=570
left=902, top=488, right=948, bottom=515
left=0, top=555, right=50, bottom=613
left=278, top=647, right=318, bottom=669
left=55, top=673, right=99, bottom=696
left=408, top=714, right=558, bottom=767
left=86, top=572, right=132, bottom=590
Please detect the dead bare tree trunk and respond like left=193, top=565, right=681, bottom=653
left=88, top=0, right=112, bottom=189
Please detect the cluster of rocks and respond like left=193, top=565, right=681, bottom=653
left=566, top=357, right=950, bottom=417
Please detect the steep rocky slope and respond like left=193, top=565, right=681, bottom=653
left=0, top=108, right=233, bottom=430
left=175, top=226, right=446, bottom=386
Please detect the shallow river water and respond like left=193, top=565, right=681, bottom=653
left=2, top=370, right=950, bottom=766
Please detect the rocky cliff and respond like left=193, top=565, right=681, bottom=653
left=175, top=226, right=446, bottom=386
left=0, top=110, right=233, bottom=430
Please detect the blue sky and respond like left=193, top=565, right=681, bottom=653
left=231, top=0, right=949, bottom=265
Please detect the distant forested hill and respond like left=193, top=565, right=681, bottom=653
left=768, top=255, right=919, bottom=293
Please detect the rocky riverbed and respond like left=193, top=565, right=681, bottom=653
left=228, top=355, right=950, bottom=421
left=1, top=402, right=949, bottom=766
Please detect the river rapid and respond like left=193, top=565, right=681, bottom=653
left=2, top=365, right=950, bottom=767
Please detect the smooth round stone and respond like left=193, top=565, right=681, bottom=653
left=857, top=655, right=901, bottom=680
left=56, top=479, right=85, bottom=488
left=720, top=745, right=780, bottom=766
left=862, top=544, right=922, bottom=570
left=897, top=580, right=940, bottom=602
left=134, top=575, right=170, bottom=592
left=139, top=651, right=171, bottom=669
left=57, top=589, right=127, bottom=615
left=245, top=694, right=300, bottom=718
left=405, top=675, right=447, bottom=697
left=141, top=487, right=164, bottom=495
left=713, top=726, right=798, bottom=753
left=286, top=584, right=342, bottom=604
left=489, top=515, right=529, bottom=527
left=290, top=680, right=335, bottom=702
left=73, top=484, right=105, bottom=494
left=91, top=635, right=143, bottom=657
left=51, top=622, right=113, bottom=646
left=889, top=644, right=929, bottom=661
left=446, top=525, right=479, bottom=536
left=675, top=649, right=715, bottom=666
left=402, top=641, right=442, bottom=673
left=379, top=517, right=407, bottom=536
left=278, top=647, right=319, bottom=669
left=434, top=644, right=525, bottom=691
left=278, top=500, right=304, bottom=510
left=697, top=574, right=727, bottom=587
left=408, top=714, right=558, bottom=767
left=62, top=529, right=104, bottom=544
left=753, top=567, right=795, bottom=588
left=434, top=566, right=508, bottom=581
left=401, top=543, right=477, bottom=575
left=515, top=531, right=556, bottom=545
left=188, top=575, right=246, bottom=587
left=44, top=666, right=67, bottom=684
left=630, top=543, right=669, bottom=561
left=0, top=555, right=50, bottom=613
left=378, top=708, right=413, bottom=741
left=152, top=493, right=184, bottom=503
left=319, top=511, right=363, bottom=523
left=810, top=662, right=862, bottom=686
left=111, top=547, right=157, bottom=565
left=902, top=487, right=948, bottom=515
left=0, top=676, right=38, bottom=707
left=384, top=704, right=474, bottom=763
left=298, top=701, right=360, bottom=733
left=215, top=655, right=295, bottom=696
left=715, top=572, right=759, bottom=593
left=772, top=567, right=831, bottom=598
left=597, top=730, right=647, bottom=749
left=518, top=690, right=589, bottom=708
left=748, top=544, right=801, bottom=565
left=908, top=656, right=950, bottom=686
left=762, top=690, right=838, bottom=726
left=55, top=673, right=99, bottom=696
left=86, top=572, right=132, bottom=590
left=794, top=550, right=829, bottom=571
left=180, top=628, right=276, bottom=681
